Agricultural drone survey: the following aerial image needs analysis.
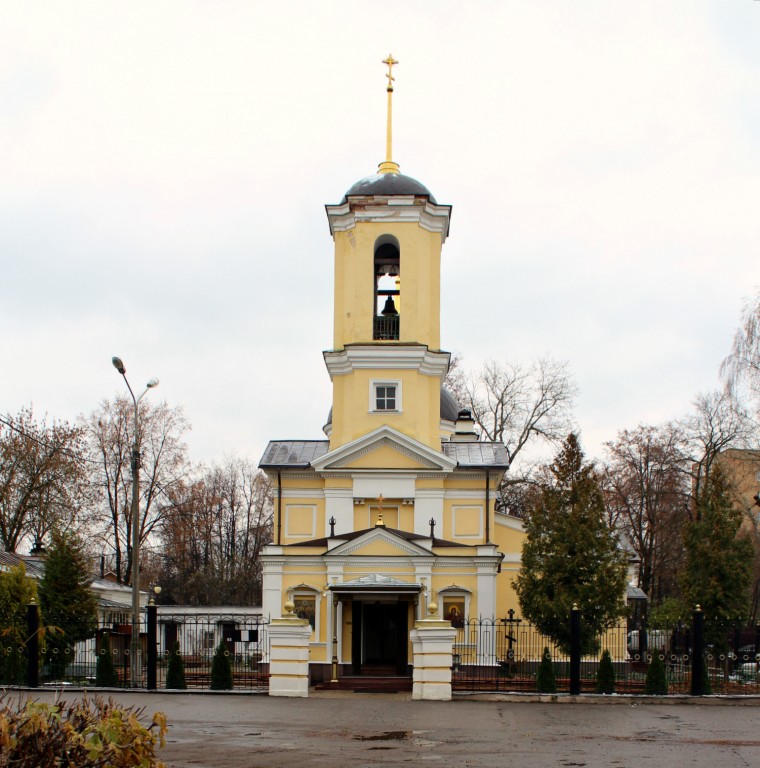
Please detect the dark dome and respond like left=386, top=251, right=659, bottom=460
left=325, top=386, right=459, bottom=428
left=440, top=387, right=460, bottom=422
left=344, top=173, right=436, bottom=204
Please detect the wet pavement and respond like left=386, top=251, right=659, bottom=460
left=10, top=689, right=760, bottom=767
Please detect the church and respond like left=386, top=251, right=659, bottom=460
left=259, top=56, right=524, bottom=683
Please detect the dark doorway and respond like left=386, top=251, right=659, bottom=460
left=353, top=600, right=408, bottom=676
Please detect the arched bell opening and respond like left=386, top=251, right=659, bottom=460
left=373, top=235, right=400, bottom=340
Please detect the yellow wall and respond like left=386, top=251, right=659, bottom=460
left=332, top=221, right=442, bottom=350
left=329, top=367, right=442, bottom=449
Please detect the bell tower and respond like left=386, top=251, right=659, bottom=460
left=324, top=56, right=453, bottom=452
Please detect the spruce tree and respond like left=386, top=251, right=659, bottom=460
left=596, top=649, right=615, bottom=694
left=0, top=563, right=37, bottom=685
left=514, top=434, right=628, bottom=654
left=96, top=632, right=119, bottom=687
left=166, top=641, right=187, bottom=689
left=681, top=467, right=754, bottom=650
left=535, top=647, right=557, bottom=693
left=644, top=652, right=668, bottom=695
left=38, top=531, right=98, bottom=679
left=210, top=641, right=233, bottom=690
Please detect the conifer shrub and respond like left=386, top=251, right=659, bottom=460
left=0, top=695, right=167, bottom=767
left=536, top=647, right=557, bottom=693
left=210, top=641, right=233, bottom=690
left=596, top=649, right=615, bottom=694
left=644, top=651, right=668, bottom=695
left=95, top=633, right=119, bottom=688
left=165, top=641, right=187, bottom=690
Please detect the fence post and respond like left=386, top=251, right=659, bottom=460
left=569, top=603, right=581, bottom=695
left=147, top=603, right=157, bottom=690
left=26, top=600, right=39, bottom=688
left=690, top=605, right=705, bottom=696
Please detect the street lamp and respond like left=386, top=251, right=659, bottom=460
left=112, top=356, right=159, bottom=687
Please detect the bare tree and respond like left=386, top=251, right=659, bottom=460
left=0, top=408, right=88, bottom=552
left=83, top=396, right=190, bottom=584
left=722, top=292, right=760, bottom=414
left=678, top=390, right=752, bottom=514
left=602, top=424, right=688, bottom=602
left=450, top=357, right=576, bottom=515
left=156, top=457, right=272, bottom=605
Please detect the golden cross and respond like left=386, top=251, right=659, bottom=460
left=382, top=54, right=398, bottom=92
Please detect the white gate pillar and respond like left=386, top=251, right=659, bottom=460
left=410, top=602, right=457, bottom=701
left=268, top=601, right=312, bottom=698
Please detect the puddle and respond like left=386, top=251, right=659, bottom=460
left=355, top=731, right=411, bottom=741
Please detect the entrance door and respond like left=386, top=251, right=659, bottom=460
left=355, top=601, right=409, bottom=675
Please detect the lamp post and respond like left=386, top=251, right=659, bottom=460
left=112, top=356, right=159, bottom=687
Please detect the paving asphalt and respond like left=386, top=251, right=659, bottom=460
left=8, top=689, right=760, bottom=768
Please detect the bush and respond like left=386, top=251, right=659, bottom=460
left=95, top=633, right=119, bottom=688
left=0, top=695, right=167, bottom=768
left=210, top=642, right=233, bottom=690
left=536, top=647, right=557, bottom=693
left=0, top=634, right=26, bottom=687
left=165, top=641, right=187, bottom=690
left=644, top=651, right=668, bottom=695
left=596, top=649, right=615, bottom=694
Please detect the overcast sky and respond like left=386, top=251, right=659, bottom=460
left=2, top=1, right=758, bottom=468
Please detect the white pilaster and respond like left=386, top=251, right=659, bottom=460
left=324, top=488, right=353, bottom=534
left=414, top=488, right=444, bottom=536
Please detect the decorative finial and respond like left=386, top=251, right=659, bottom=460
left=329, top=516, right=336, bottom=537
left=375, top=494, right=386, bottom=527
left=429, top=517, right=436, bottom=539
left=379, top=54, right=400, bottom=176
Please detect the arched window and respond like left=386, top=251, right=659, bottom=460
left=373, top=235, right=400, bottom=340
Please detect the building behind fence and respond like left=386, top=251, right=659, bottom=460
left=3, top=603, right=759, bottom=695
left=1, top=604, right=269, bottom=691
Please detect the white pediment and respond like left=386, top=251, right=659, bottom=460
left=325, top=526, right=434, bottom=558
left=311, top=426, right=457, bottom=474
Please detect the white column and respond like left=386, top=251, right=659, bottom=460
left=261, top=548, right=283, bottom=622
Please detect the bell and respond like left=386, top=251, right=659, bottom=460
left=381, top=295, right=398, bottom=316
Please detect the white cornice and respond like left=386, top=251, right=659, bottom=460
left=311, top=425, right=457, bottom=474
left=325, top=200, right=452, bottom=243
left=323, top=345, right=450, bottom=378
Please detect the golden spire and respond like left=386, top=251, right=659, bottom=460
left=378, top=54, right=400, bottom=175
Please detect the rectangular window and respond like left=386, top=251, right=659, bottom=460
left=376, top=385, right=396, bottom=411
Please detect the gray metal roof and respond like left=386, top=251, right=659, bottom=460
left=442, top=441, right=509, bottom=468
left=260, top=440, right=330, bottom=468
left=626, top=584, right=648, bottom=601
left=330, top=573, right=422, bottom=594
left=260, top=439, right=508, bottom=470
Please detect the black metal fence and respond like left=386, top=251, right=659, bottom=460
left=452, top=610, right=760, bottom=695
left=2, top=605, right=269, bottom=691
